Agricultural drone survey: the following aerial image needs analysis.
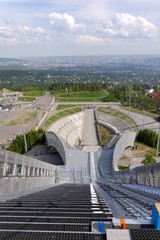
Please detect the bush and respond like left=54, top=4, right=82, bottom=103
left=141, top=153, right=156, bottom=165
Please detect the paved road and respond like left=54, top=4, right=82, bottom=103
left=81, top=109, right=99, bottom=146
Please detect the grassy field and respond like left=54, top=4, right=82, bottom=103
left=53, top=91, right=107, bottom=102
left=23, top=91, right=45, bottom=97
left=44, top=107, right=82, bottom=129
left=122, top=106, right=158, bottom=119
left=98, top=107, right=138, bottom=130
left=118, top=166, right=129, bottom=170
left=4, top=111, right=37, bottom=126
left=56, top=104, right=79, bottom=110
left=97, top=124, right=114, bottom=145
left=132, top=142, right=156, bottom=157
left=18, top=96, right=36, bottom=102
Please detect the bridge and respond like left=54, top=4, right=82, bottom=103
left=0, top=107, right=160, bottom=239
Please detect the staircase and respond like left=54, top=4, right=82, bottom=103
left=0, top=183, right=113, bottom=240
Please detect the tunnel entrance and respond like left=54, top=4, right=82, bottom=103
left=25, top=144, right=64, bottom=166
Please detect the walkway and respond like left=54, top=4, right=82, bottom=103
left=81, top=109, right=99, bottom=146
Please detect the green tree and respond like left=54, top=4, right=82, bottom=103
left=141, top=153, right=156, bottom=165
left=136, top=129, right=158, bottom=148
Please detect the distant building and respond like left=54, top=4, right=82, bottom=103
left=148, top=91, right=160, bottom=99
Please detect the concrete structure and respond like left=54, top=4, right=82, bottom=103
left=0, top=105, right=160, bottom=239
left=116, top=162, right=160, bottom=187
left=47, top=112, right=84, bottom=147
left=45, top=108, right=160, bottom=189
left=0, top=149, right=56, bottom=201
left=46, top=131, right=68, bottom=164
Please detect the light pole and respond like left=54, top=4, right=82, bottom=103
left=128, top=94, right=131, bottom=115
left=143, top=108, right=146, bottom=129
left=20, top=104, right=27, bottom=153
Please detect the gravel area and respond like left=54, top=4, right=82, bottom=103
left=119, top=148, right=160, bottom=167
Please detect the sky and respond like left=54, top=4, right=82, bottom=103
left=0, top=0, right=160, bottom=58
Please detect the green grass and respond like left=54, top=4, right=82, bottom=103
left=58, top=91, right=104, bottom=98
left=56, top=104, right=79, bottom=110
left=97, top=124, right=114, bottom=145
left=18, top=96, right=36, bottom=102
left=53, top=91, right=107, bottom=102
left=4, top=111, right=37, bottom=126
left=23, top=91, right=45, bottom=97
left=121, top=106, right=158, bottom=119
left=98, top=107, right=138, bottom=130
left=44, top=107, right=82, bottom=129
left=133, top=141, right=157, bottom=157
left=118, top=166, right=129, bottom=170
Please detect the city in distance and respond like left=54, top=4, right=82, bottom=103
left=0, top=55, right=160, bottom=88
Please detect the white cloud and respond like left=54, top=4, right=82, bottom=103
left=49, top=12, right=85, bottom=33
left=0, top=19, right=50, bottom=44
left=77, top=35, right=105, bottom=45
left=97, top=13, right=158, bottom=39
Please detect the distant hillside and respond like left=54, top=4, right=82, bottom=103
left=0, top=58, right=30, bottom=70
left=0, top=88, right=12, bottom=93
left=0, top=57, right=22, bottom=63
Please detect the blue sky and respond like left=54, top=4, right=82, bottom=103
left=0, top=0, right=160, bottom=57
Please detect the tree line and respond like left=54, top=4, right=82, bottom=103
left=0, top=81, right=159, bottom=112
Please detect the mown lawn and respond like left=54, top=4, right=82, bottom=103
left=23, top=91, right=45, bottom=97
left=56, top=104, right=79, bottom=110
left=53, top=91, right=107, bottom=102
left=97, top=124, right=114, bottom=145
left=18, top=96, right=36, bottom=102
left=4, top=111, right=37, bottom=126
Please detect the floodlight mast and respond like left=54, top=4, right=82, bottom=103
left=20, top=104, right=27, bottom=153
left=128, top=94, right=131, bottom=115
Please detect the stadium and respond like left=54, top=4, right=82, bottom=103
left=0, top=99, right=160, bottom=240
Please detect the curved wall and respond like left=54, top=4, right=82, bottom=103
left=112, top=131, right=136, bottom=171
left=45, top=131, right=68, bottom=165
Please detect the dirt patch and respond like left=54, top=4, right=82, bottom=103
left=118, top=142, right=159, bottom=168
